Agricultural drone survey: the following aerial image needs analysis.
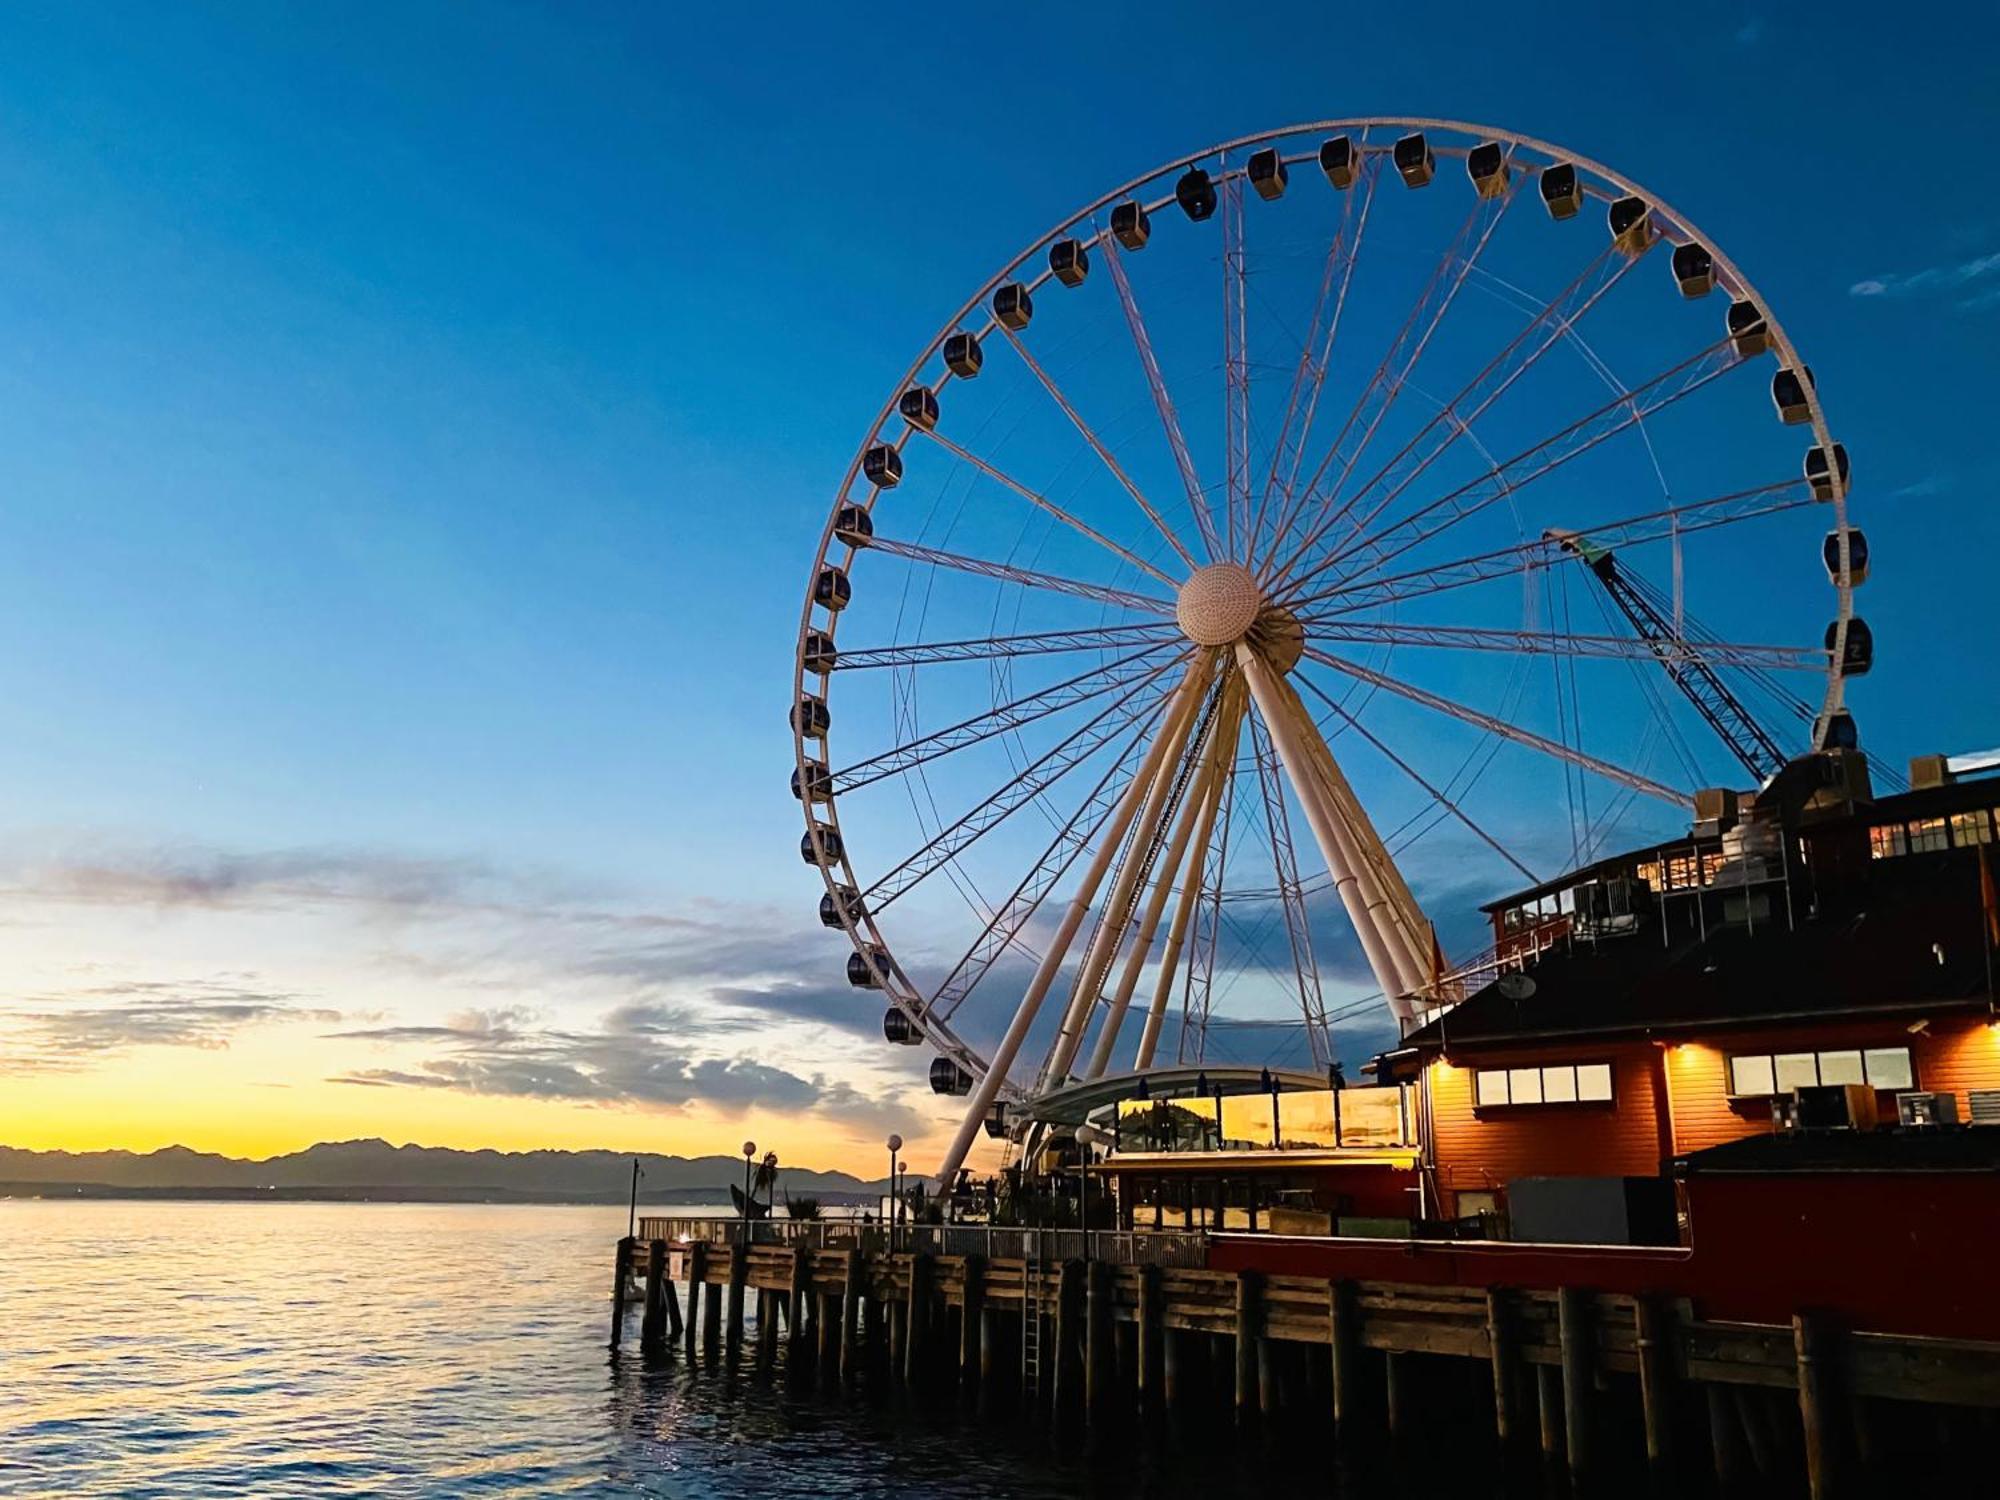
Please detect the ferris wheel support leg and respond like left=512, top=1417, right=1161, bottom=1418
left=1236, top=646, right=1415, bottom=1027
left=1275, top=681, right=1437, bottom=1000
left=931, top=655, right=1208, bottom=1189
left=1132, top=686, right=1237, bottom=1072
left=1084, top=686, right=1235, bottom=1080
left=1042, top=654, right=1213, bottom=1088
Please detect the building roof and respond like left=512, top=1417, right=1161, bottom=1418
left=1403, top=860, right=1998, bottom=1052
left=1679, top=1128, right=2000, bottom=1176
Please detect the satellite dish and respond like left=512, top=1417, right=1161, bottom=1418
left=1496, top=973, right=1538, bottom=1001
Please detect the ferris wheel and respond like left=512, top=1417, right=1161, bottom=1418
left=789, top=118, right=1865, bottom=1184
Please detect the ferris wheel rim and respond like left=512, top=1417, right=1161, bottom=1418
left=791, top=116, right=1855, bottom=1095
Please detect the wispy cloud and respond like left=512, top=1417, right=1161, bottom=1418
left=0, top=978, right=340, bottom=1072
left=1849, top=251, right=2000, bottom=310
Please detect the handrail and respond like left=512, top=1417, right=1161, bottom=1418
left=631, top=1216, right=1209, bottom=1267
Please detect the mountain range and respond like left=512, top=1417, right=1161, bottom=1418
left=0, top=1138, right=884, bottom=1204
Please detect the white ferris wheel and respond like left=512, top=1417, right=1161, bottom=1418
left=790, top=119, right=1865, bottom=1185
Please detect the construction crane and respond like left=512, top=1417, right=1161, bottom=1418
left=1548, top=529, right=1788, bottom=782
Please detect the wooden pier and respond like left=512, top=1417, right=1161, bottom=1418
left=611, top=1220, right=2000, bottom=1494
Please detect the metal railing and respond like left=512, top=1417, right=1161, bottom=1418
left=632, top=1216, right=1209, bottom=1267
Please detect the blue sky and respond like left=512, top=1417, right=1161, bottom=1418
left=0, top=1, right=1994, bottom=1169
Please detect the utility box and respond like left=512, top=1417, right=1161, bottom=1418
left=1506, top=1175, right=1677, bottom=1246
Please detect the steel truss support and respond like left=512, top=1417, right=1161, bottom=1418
left=932, top=654, right=1212, bottom=1186
left=1246, top=706, right=1332, bottom=1070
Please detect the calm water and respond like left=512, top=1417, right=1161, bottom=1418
left=0, top=1201, right=1425, bottom=1499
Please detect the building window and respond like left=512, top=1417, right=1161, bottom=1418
left=1727, top=1046, right=1913, bottom=1097
left=1908, top=817, right=1950, bottom=854
left=1474, top=1061, right=1614, bottom=1108
left=1950, top=810, right=1994, bottom=847
left=1869, top=824, right=1908, bottom=860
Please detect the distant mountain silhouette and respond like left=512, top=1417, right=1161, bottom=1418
left=0, top=1138, right=884, bottom=1204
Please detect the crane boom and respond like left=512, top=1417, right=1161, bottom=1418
left=1553, top=531, right=1787, bottom=781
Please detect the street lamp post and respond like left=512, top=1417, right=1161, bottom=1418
left=1075, top=1123, right=1102, bottom=1256
left=740, top=1140, right=757, bottom=1241
left=886, top=1133, right=903, bottom=1252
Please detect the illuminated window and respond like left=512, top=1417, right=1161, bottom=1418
left=1869, top=824, right=1908, bottom=860
left=1474, top=1062, right=1614, bottom=1108
left=1727, top=1046, right=1914, bottom=1096
left=1950, top=811, right=1994, bottom=847
left=1909, top=818, right=1950, bottom=854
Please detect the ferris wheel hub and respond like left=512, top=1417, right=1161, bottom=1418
left=1175, top=562, right=1265, bottom=645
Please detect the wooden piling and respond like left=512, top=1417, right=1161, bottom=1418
left=1794, top=1312, right=1840, bottom=1500
left=1234, top=1270, right=1261, bottom=1426
left=641, top=1239, right=668, bottom=1352
left=754, top=1288, right=776, bottom=1369
left=1385, top=1351, right=1409, bottom=1444
left=663, top=1277, right=683, bottom=1341
left=786, top=1245, right=810, bottom=1355
left=1163, top=1327, right=1185, bottom=1416
left=1537, top=1361, right=1562, bottom=1468
left=1085, top=1259, right=1113, bottom=1429
left=1636, top=1295, right=1676, bottom=1478
left=1485, top=1286, right=1515, bottom=1448
left=904, top=1251, right=933, bottom=1386
left=960, top=1254, right=985, bottom=1391
left=701, top=1255, right=722, bottom=1361
left=841, top=1249, right=865, bottom=1383
left=684, top=1240, right=708, bottom=1359
left=977, top=1303, right=999, bottom=1415
left=1137, top=1263, right=1162, bottom=1415
left=1328, top=1278, right=1359, bottom=1433
left=610, top=1236, right=632, bottom=1350
left=1707, top=1383, right=1746, bottom=1493
left=1053, top=1259, right=1083, bottom=1427
left=725, top=1241, right=748, bottom=1353
left=1558, top=1287, right=1594, bottom=1485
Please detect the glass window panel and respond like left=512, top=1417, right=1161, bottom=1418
left=1950, top=812, right=1993, bottom=846
left=1337, top=1087, right=1407, bottom=1145
left=1576, top=1063, right=1614, bottom=1101
left=1475, top=1070, right=1510, bottom=1107
left=1278, top=1089, right=1338, bottom=1149
left=1730, top=1055, right=1775, bottom=1096
left=1909, top=818, right=1950, bottom=854
left=1863, top=1048, right=1914, bottom=1090
left=1219, top=1094, right=1276, bottom=1150
left=1774, top=1053, right=1820, bottom=1092
left=1541, top=1066, right=1578, bottom=1103
left=1818, top=1050, right=1865, bottom=1086
left=1508, top=1067, right=1543, bottom=1104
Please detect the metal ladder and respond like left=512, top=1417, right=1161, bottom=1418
left=1020, top=1231, right=1043, bottom=1410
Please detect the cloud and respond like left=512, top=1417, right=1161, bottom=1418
left=1849, top=251, right=2000, bottom=310
left=0, top=979, right=340, bottom=1072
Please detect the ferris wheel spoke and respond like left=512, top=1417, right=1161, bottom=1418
left=1306, top=620, right=1827, bottom=671
left=1273, top=237, right=1645, bottom=587
left=828, top=621, right=1182, bottom=671
left=1294, top=672, right=1539, bottom=886
left=915, top=426, right=1179, bottom=587
left=1251, top=160, right=1380, bottom=560
left=925, top=711, right=1159, bottom=1026
left=832, top=644, right=1184, bottom=795
left=1303, top=647, right=1688, bottom=805
left=860, top=656, right=1185, bottom=911
left=1288, top=477, right=1813, bottom=617
left=1283, top=336, right=1745, bottom=599
left=868, top=536, right=1175, bottom=616
left=1103, top=234, right=1223, bottom=561
left=1222, top=170, right=1252, bottom=559
left=1260, top=172, right=1520, bottom=579
left=991, top=324, right=1200, bottom=572
left=1172, top=734, right=1237, bottom=1067
left=1245, top=706, right=1331, bottom=1069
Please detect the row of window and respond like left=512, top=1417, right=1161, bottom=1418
left=1472, top=1045, right=1918, bottom=1111
left=1474, top=1062, right=1614, bottom=1108
left=1869, top=809, right=1996, bottom=860
left=1726, top=1046, right=1914, bottom=1097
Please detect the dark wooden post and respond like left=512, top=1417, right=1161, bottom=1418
left=663, top=1277, right=683, bottom=1340
left=960, top=1254, right=986, bottom=1392
left=889, top=1273, right=909, bottom=1377
left=641, top=1239, right=668, bottom=1352
left=755, top=1288, right=776, bottom=1369
left=1137, top=1263, right=1162, bottom=1416
left=1385, top=1351, right=1409, bottom=1444
left=1794, top=1312, right=1841, bottom=1500
left=1329, top=1278, right=1360, bottom=1435
left=817, top=1288, right=839, bottom=1374
left=786, top=1245, right=811, bottom=1358
left=610, top=1236, right=633, bottom=1350
left=977, top=1302, right=999, bottom=1416
left=1163, top=1326, right=1185, bottom=1415
left=1635, top=1296, right=1677, bottom=1478
left=905, top=1251, right=934, bottom=1386
left=1486, top=1286, right=1515, bottom=1449
left=840, top=1248, right=865, bottom=1383
left=701, top=1246, right=723, bottom=1361
left=1234, top=1270, right=1262, bottom=1427
left=1558, top=1287, right=1595, bottom=1485
left=1707, top=1384, right=1747, bottom=1493
left=1053, top=1258, right=1084, bottom=1429
left=684, top=1240, right=708, bottom=1359
left=725, top=1241, right=748, bottom=1354
left=1537, top=1361, right=1562, bottom=1467
left=1085, top=1259, right=1113, bottom=1430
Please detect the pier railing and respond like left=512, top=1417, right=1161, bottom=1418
left=634, top=1216, right=1208, bottom=1268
